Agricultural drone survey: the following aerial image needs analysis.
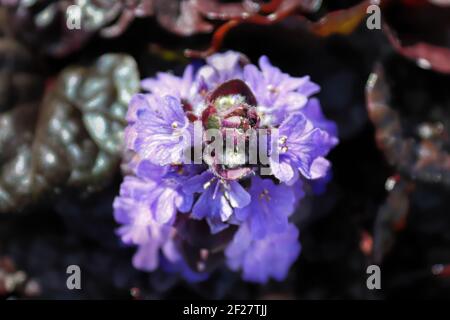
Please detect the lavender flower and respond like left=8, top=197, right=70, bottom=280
left=271, top=112, right=335, bottom=184
left=114, top=50, right=338, bottom=283
left=114, top=160, right=197, bottom=274
left=225, top=223, right=301, bottom=284
left=141, top=65, right=195, bottom=101
left=244, top=56, right=320, bottom=126
left=198, top=51, right=246, bottom=91
left=128, top=94, right=191, bottom=165
left=184, top=171, right=251, bottom=234
left=234, top=176, right=297, bottom=240
left=134, top=161, right=195, bottom=223
left=113, top=176, right=174, bottom=271
left=301, top=98, right=338, bottom=138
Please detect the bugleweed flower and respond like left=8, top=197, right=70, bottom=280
left=114, top=51, right=338, bottom=284
left=128, top=95, right=192, bottom=166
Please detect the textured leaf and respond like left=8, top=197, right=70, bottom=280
left=0, top=54, right=139, bottom=213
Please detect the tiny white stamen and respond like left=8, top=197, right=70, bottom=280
left=279, top=135, right=287, bottom=144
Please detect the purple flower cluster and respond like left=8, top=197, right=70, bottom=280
left=114, top=51, right=338, bottom=283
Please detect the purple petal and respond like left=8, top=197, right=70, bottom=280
left=183, top=171, right=215, bottom=194
left=227, top=181, right=251, bottom=209
left=309, top=157, right=331, bottom=180
left=271, top=155, right=295, bottom=183
left=132, top=242, right=160, bottom=272
left=191, top=187, right=214, bottom=220
left=153, top=188, right=178, bottom=224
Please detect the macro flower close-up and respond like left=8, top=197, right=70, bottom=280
left=114, top=51, right=338, bottom=283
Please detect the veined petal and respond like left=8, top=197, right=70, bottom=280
left=271, top=156, right=295, bottom=183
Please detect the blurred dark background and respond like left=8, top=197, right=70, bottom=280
left=0, top=0, right=449, bottom=299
